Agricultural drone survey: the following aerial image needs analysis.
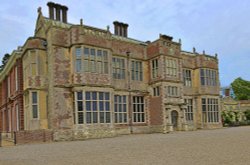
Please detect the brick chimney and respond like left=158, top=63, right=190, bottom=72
left=47, top=2, right=68, bottom=23
left=113, top=21, right=129, bottom=37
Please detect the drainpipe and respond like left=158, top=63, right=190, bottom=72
left=126, top=51, right=133, bottom=133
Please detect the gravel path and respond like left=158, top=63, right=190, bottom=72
left=0, top=126, right=250, bottom=165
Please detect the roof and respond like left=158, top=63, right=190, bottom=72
left=0, top=49, right=22, bottom=82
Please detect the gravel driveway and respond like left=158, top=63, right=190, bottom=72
left=0, top=126, right=250, bottom=165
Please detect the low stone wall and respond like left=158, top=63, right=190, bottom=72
left=53, top=128, right=117, bottom=141
left=15, top=130, right=53, bottom=145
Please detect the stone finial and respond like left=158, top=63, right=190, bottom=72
left=80, top=18, right=83, bottom=25
left=203, top=50, right=205, bottom=55
left=178, top=38, right=182, bottom=44
left=215, top=53, right=218, bottom=58
left=193, top=47, right=196, bottom=53
left=37, top=7, right=42, bottom=14
left=107, top=25, right=110, bottom=31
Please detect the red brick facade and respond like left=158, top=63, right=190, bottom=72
left=0, top=56, right=24, bottom=132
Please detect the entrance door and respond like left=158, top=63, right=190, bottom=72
left=171, top=110, right=178, bottom=130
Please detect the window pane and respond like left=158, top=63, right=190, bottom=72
left=103, top=51, right=108, bottom=60
left=77, top=101, right=83, bottom=111
left=92, top=92, right=97, bottom=100
left=93, top=101, right=97, bottom=111
left=77, top=92, right=83, bottom=100
left=76, top=59, right=81, bottom=72
left=32, top=105, right=38, bottom=118
left=32, top=92, right=37, bottom=104
left=78, top=112, right=84, bottom=124
left=100, top=112, right=105, bottom=123
left=86, top=112, right=91, bottom=123
left=105, top=92, right=110, bottom=100
left=90, top=49, right=95, bottom=56
left=106, top=112, right=111, bottom=123
left=76, top=48, right=81, bottom=58
left=86, top=92, right=91, bottom=100
left=86, top=101, right=91, bottom=111
left=93, top=112, right=98, bottom=123
left=84, top=48, right=89, bottom=58
left=105, top=102, right=110, bottom=111
left=83, top=60, right=88, bottom=72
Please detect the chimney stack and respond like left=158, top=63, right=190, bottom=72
left=47, top=2, right=55, bottom=20
left=47, top=2, right=68, bottom=23
left=113, top=21, right=129, bottom=37
left=61, top=5, right=68, bottom=23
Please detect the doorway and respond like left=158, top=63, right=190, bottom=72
left=171, top=110, right=178, bottom=130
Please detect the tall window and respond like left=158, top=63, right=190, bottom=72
left=15, top=66, right=18, bottom=91
left=132, top=96, right=145, bottom=123
left=30, top=51, right=37, bottom=76
left=152, top=59, right=159, bottom=78
left=166, top=58, right=177, bottom=77
left=200, top=69, right=217, bottom=86
left=76, top=92, right=84, bottom=124
left=112, top=58, right=125, bottom=79
left=202, top=98, right=219, bottom=123
left=75, top=91, right=111, bottom=124
left=7, top=76, right=10, bottom=97
left=131, top=61, right=143, bottom=81
left=114, top=95, right=127, bottom=123
left=75, top=47, right=108, bottom=74
left=75, top=47, right=82, bottom=72
left=167, top=86, right=178, bottom=97
left=32, top=92, right=38, bottom=119
left=184, top=99, right=193, bottom=121
left=183, top=69, right=192, bottom=86
left=15, top=104, right=19, bottom=131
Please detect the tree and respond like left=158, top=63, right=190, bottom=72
left=0, top=53, right=11, bottom=71
left=244, top=110, right=250, bottom=121
left=231, top=77, right=250, bottom=100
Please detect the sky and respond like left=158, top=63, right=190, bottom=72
left=0, top=0, right=249, bottom=86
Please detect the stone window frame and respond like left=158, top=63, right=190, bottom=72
left=131, top=60, right=143, bottom=81
left=200, top=68, right=217, bottom=86
left=151, top=58, right=159, bottom=79
left=153, top=86, right=160, bottom=96
left=202, top=98, right=219, bottom=123
left=184, top=99, right=193, bottom=121
left=114, top=95, right=128, bottom=124
left=74, top=46, right=109, bottom=74
left=167, top=86, right=178, bottom=97
left=183, top=69, right=192, bottom=87
left=31, top=91, right=39, bottom=119
left=112, top=57, right=126, bottom=79
left=75, top=91, right=111, bottom=125
left=165, top=58, right=178, bottom=77
left=132, top=96, right=145, bottom=123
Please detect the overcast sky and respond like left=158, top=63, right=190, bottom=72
left=0, top=0, right=249, bottom=86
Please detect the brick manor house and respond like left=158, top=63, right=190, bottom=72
left=0, top=2, right=222, bottom=141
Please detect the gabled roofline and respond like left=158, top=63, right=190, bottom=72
left=0, top=50, right=22, bottom=82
